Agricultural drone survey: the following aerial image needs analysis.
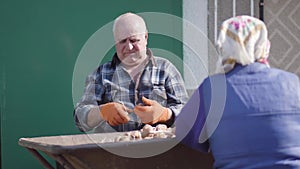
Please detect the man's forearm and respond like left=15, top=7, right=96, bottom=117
left=86, top=106, right=102, bottom=128
left=74, top=105, right=103, bottom=132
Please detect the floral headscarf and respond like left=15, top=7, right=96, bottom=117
left=216, top=15, right=270, bottom=73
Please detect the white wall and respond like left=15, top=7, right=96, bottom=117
left=183, top=0, right=209, bottom=93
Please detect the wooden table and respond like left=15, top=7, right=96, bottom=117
left=19, top=132, right=214, bottom=169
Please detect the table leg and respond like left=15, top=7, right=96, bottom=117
left=26, top=148, right=55, bottom=169
left=47, top=154, right=76, bottom=169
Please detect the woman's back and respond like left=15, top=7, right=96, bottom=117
left=176, top=15, right=300, bottom=169
left=208, top=63, right=300, bottom=168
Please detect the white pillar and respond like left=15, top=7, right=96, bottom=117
left=183, top=0, right=208, bottom=94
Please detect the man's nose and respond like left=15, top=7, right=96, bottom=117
left=125, top=41, right=134, bottom=50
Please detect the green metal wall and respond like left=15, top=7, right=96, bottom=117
left=0, top=0, right=182, bottom=169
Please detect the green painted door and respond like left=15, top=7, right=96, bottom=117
left=0, top=1, right=182, bottom=169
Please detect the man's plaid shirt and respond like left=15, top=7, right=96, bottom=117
left=74, top=49, right=188, bottom=132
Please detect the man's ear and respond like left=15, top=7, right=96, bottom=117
left=145, top=32, right=148, bottom=45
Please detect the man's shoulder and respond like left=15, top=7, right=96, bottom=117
left=152, top=56, right=173, bottom=67
left=94, top=61, right=116, bottom=73
left=99, top=61, right=113, bottom=67
left=153, top=56, right=170, bottom=62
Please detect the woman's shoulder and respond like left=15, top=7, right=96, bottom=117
left=269, top=67, right=299, bottom=81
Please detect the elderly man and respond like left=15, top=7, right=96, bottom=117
left=74, top=12, right=188, bottom=133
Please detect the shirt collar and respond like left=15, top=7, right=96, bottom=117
left=228, top=62, right=269, bottom=76
left=110, top=48, right=156, bottom=68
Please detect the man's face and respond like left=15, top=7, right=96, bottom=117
left=114, top=15, right=148, bottom=65
left=115, top=33, right=148, bottom=64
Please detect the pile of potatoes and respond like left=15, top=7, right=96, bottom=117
left=115, top=124, right=175, bottom=142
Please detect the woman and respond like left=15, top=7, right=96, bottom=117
left=176, top=15, right=300, bottom=169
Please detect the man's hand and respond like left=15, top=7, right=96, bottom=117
left=100, top=102, right=130, bottom=126
left=134, top=96, right=170, bottom=124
